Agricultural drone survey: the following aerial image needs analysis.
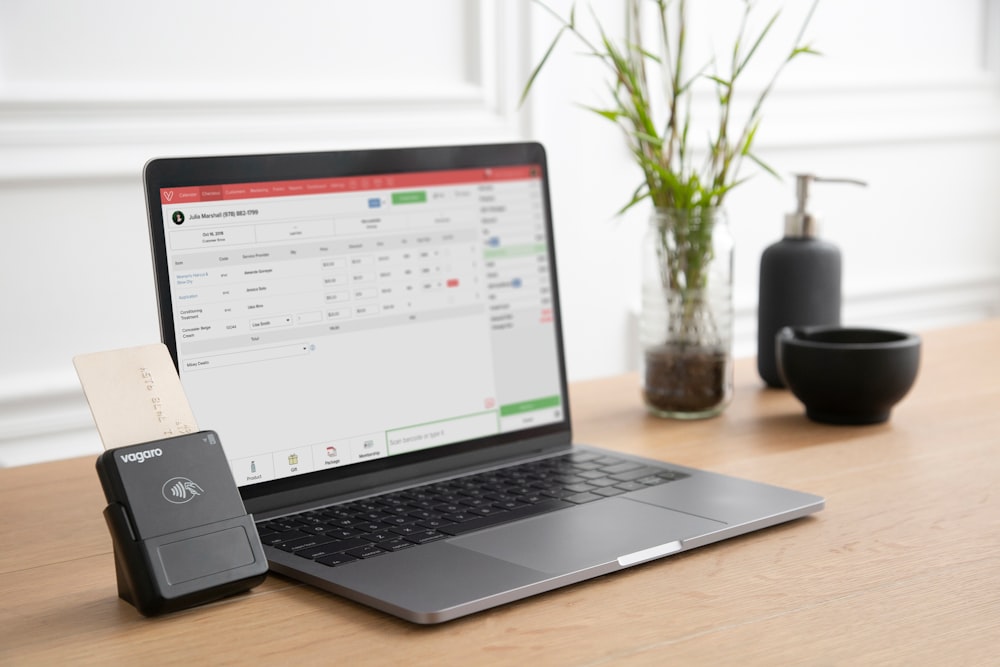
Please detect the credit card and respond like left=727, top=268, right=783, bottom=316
left=73, top=344, right=199, bottom=449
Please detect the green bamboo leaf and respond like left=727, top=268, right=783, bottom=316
left=791, top=45, right=822, bottom=58
left=741, top=119, right=760, bottom=155
left=626, top=42, right=662, bottom=64
left=616, top=183, right=651, bottom=215
left=746, top=152, right=780, bottom=179
left=677, top=61, right=711, bottom=95
left=519, top=24, right=569, bottom=107
left=630, top=130, right=665, bottom=147
left=736, top=10, right=781, bottom=77
left=582, top=105, right=625, bottom=122
left=521, top=0, right=820, bottom=217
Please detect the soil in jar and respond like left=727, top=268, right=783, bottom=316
left=643, top=343, right=728, bottom=414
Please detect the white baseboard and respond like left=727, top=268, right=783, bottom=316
left=733, top=274, right=1000, bottom=357
left=627, top=275, right=999, bottom=373
left=0, top=378, right=102, bottom=467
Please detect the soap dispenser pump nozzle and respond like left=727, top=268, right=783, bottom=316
left=785, top=174, right=868, bottom=238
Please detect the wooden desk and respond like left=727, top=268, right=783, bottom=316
left=3, top=320, right=999, bottom=665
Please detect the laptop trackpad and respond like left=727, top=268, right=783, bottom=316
left=452, top=497, right=723, bottom=574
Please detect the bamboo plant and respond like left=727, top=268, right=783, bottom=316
left=523, top=0, right=820, bottom=301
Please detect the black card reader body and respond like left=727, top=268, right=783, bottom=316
left=96, top=430, right=267, bottom=615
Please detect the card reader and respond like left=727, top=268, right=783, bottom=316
left=96, top=430, right=267, bottom=616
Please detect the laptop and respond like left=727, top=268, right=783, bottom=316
left=143, top=142, right=823, bottom=624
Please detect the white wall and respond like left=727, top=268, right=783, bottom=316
left=533, top=0, right=1000, bottom=380
left=2, top=0, right=998, bottom=466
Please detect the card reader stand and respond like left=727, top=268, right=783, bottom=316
left=97, top=431, right=268, bottom=616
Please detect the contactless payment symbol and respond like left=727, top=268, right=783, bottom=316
left=162, top=477, right=205, bottom=504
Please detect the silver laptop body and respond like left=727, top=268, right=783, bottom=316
left=144, top=142, right=823, bottom=624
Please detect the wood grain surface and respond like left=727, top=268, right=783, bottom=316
left=2, top=320, right=998, bottom=665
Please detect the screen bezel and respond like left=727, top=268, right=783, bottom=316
left=143, top=142, right=573, bottom=508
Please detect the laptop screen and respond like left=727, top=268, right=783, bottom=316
left=145, top=144, right=568, bottom=493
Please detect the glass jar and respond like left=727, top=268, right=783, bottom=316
left=640, top=207, right=734, bottom=418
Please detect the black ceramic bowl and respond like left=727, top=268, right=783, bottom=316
left=776, top=326, right=921, bottom=425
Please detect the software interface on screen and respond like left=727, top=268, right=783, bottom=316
left=158, top=165, right=563, bottom=487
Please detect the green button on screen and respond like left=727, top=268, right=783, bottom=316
left=391, top=191, right=427, bottom=205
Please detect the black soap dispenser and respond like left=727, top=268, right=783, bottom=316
left=757, top=174, right=867, bottom=387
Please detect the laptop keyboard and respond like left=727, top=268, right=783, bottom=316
left=255, top=451, right=688, bottom=568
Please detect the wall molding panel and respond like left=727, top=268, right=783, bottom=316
left=0, top=1, right=529, bottom=182
left=3, top=0, right=999, bottom=465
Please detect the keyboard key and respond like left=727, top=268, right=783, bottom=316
left=483, top=492, right=518, bottom=503
left=432, top=503, right=463, bottom=514
left=353, top=501, right=383, bottom=513
left=564, top=483, right=596, bottom=494
left=383, top=505, right=412, bottom=516
left=296, top=515, right=326, bottom=526
left=492, top=500, right=528, bottom=510
left=268, top=530, right=311, bottom=545
left=378, top=538, right=416, bottom=552
left=403, top=530, right=447, bottom=545
left=346, top=544, right=388, bottom=559
left=600, top=461, right=643, bottom=474
left=438, top=499, right=572, bottom=536
left=296, top=543, right=354, bottom=560
left=399, top=490, right=435, bottom=502
left=593, top=487, right=627, bottom=497
left=609, top=467, right=663, bottom=482
left=264, top=520, right=301, bottom=532
left=275, top=534, right=337, bottom=553
left=565, top=492, right=603, bottom=504
left=408, top=499, right=439, bottom=510
left=324, top=528, right=360, bottom=540
left=361, top=531, right=396, bottom=543
left=381, top=515, right=409, bottom=526
left=316, top=552, right=359, bottom=567
left=468, top=506, right=505, bottom=517
left=260, top=532, right=294, bottom=546
left=554, top=475, right=586, bottom=485
left=615, top=481, right=645, bottom=492
left=312, top=537, right=371, bottom=554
